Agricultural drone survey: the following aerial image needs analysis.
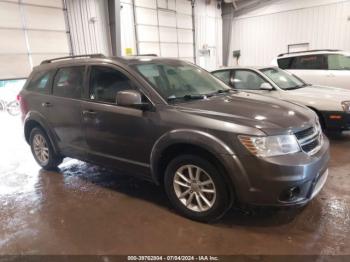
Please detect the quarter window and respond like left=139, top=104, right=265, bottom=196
left=327, top=54, right=350, bottom=70
left=27, top=71, right=53, bottom=93
left=232, top=70, right=266, bottom=90
left=89, top=66, right=134, bottom=103
left=53, top=66, right=85, bottom=99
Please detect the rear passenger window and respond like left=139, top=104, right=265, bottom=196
left=89, top=66, right=134, bottom=103
left=213, top=70, right=231, bottom=85
left=290, top=55, right=327, bottom=70
left=27, top=71, right=53, bottom=93
left=53, top=66, right=85, bottom=99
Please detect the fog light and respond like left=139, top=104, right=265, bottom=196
left=280, top=186, right=301, bottom=202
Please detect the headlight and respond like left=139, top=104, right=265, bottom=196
left=341, top=101, right=350, bottom=113
left=238, top=134, right=300, bottom=157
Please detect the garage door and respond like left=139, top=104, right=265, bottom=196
left=65, top=0, right=112, bottom=56
left=0, top=0, right=70, bottom=80
left=132, top=0, right=195, bottom=62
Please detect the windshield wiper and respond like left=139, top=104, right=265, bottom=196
left=167, top=90, right=231, bottom=102
left=205, top=89, right=232, bottom=97
left=217, top=89, right=231, bottom=94
left=286, top=84, right=306, bottom=90
left=167, top=94, right=206, bottom=102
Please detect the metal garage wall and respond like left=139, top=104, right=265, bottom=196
left=0, top=0, right=70, bottom=80
left=120, top=0, right=137, bottom=56
left=195, top=0, right=223, bottom=70
left=121, top=0, right=195, bottom=62
left=66, top=0, right=112, bottom=56
left=228, top=0, right=350, bottom=66
left=120, top=0, right=223, bottom=70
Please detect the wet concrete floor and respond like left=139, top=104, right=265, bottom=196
left=0, top=113, right=349, bottom=255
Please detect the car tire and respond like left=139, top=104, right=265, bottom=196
left=29, top=127, right=63, bottom=170
left=164, top=154, right=230, bottom=222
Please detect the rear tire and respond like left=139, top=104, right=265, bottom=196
left=164, top=154, right=230, bottom=222
left=29, top=127, right=62, bottom=170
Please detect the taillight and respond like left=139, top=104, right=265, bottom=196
left=17, top=94, right=21, bottom=101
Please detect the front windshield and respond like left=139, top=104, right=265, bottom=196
left=134, top=61, right=231, bottom=102
left=261, top=67, right=306, bottom=90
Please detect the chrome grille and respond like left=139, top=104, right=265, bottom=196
left=294, top=127, right=314, bottom=140
left=294, top=124, right=322, bottom=155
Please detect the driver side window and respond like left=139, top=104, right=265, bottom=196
left=232, top=70, right=266, bottom=90
left=212, top=70, right=231, bottom=85
left=89, top=66, right=134, bottom=103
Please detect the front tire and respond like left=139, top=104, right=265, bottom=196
left=29, top=127, right=62, bottom=170
left=164, top=154, right=230, bottom=222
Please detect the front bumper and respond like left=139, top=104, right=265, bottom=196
left=321, top=111, right=350, bottom=131
left=222, top=135, right=330, bottom=206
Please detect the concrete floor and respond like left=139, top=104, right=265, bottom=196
left=0, top=113, right=349, bottom=255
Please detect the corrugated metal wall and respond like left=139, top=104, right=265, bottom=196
left=229, top=0, right=350, bottom=66
left=120, top=0, right=223, bottom=70
left=120, top=0, right=195, bottom=62
left=66, top=0, right=112, bottom=55
left=195, top=0, right=223, bottom=70
left=120, top=0, right=137, bottom=55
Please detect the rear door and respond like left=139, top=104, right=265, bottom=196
left=81, top=64, right=156, bottom=174
left=21, top=70, right=55, bottom=122
left=47, top=65, right=87, bottom=157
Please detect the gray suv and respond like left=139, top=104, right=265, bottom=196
left=19, top=54, right=330, bottom=222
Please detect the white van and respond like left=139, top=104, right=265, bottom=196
left=272, top=50, right=350, bottom=90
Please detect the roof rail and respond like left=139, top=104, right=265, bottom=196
left=40, top=54, right=106, bottom=64
left=278, top=49, right=341, bottom=57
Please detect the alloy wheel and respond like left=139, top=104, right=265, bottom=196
left=33, top=134, right=49, bottom=165
left=173, top=164, right=216, bottom=212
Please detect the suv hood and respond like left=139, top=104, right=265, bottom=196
left=280, top=85, right=350, bottom=111
left=176, top=91, right=316, bottom=135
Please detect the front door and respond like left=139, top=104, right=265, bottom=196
left=230, top=69, right=281, bottom=99
left=81, top=65, right=156, bottom=175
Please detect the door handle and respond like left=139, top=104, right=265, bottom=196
left=82, top=110, right=97, bottom=117
left=41, top=102, right=52, bottom=107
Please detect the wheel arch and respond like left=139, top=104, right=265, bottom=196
left=150, top=129, right=237, bottom=205
left=307, top=106, right=326, bottom=129
left=24, top=113, right=60, bottom=155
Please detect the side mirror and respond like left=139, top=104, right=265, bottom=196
left=229, top=77, right=236, bottom=88
left=116, top=90, right=151, bottom=110
left=260, top=82, right=273, bottom=91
